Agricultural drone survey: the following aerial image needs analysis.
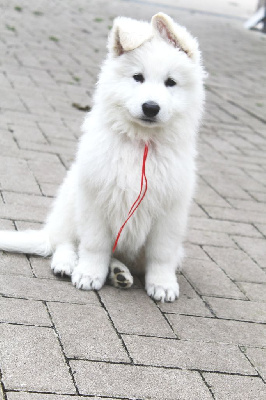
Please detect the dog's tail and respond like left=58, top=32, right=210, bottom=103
left=0, top=230, right=53, bottom=257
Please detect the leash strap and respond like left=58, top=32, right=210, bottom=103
left=112, top=144, right=149, bottom=252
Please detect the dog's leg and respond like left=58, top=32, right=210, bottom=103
left=51, top=243, right=78, bottom=276
left=71, top=190, right=111, bottom=291
left=145, top=204, right=187, bottom=302
left=108, top=258, right=133, bottom=289
left=72, top=245, right=110, bottom=291
left=44, top=167, right=79, bottom=277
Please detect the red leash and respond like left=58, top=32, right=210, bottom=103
left=112, top=144, right=149, bottom=252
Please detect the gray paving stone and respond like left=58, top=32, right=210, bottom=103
left=251, top=191, right=266, bottom=202
left=190, top=217, right=262, bottom=237
left=0, top=296, right=51, bottom=326
left=203, top=297, right=266, bottom=323
left=225, top=155, right=266, bottom=170
left=233, top=236, right=266, bottom=269
left=70, top=360, right=212, bottom=399
left=0, top=219, right=14, bottom=230
left=167, top=314, right=266, bottom=347
left=195, top=180, right=231, bottom=207
left=30, top=255, right=57, bottom=279
left=50, top=138, right=77, bottom=150
left=38, top=121, right=76, bottom=141
left=2, top=191, right=53, bottom=209
left=202, top=176, right=252, bottom=201
left=48, top=302, right=130, bottom=362
left=99, top=286, right=175, bottom=337
left=0, top=274, right=98, bottom=304
left=0, top=89, right=27, bottom=112
left=28, top=159, right=66, bottom=185
left=0, top=73, right=12, bottom=89
left=255, top=223, right=266, bottom=237
left=59, top=153, right=76, bottom=169
left=7, top=394, right=117, bottom=400
left=0, top=129, right=17, bottom=149
left=15, top=221, right=43, bottom=231
left=226, top=135, right=258, bottom=151
left=247, top=170, right=266, bottom=185
left=0, top=324, right=75, bottom=393
left=188, top=229, right=237, bottom=247
left=0, top=203, right=47, bottom=223
left=123, top=335, right=255, bottom=374
left=206, top=136, right=242, bottom=153
left=228, top=199, right=266, bottom=213
left=203, top=246, right=266, bottom=283
left=190, top=201, right=208, bottom=217
left=17, top=140, right=76, bottom=157
left=237, top=282, right=266, bottom=302
left=202, top=206, right=266, bottom=224
left=0, top=149, right=61, bottom=164
left=203, top=373, right=266, bottom=400
left=183, top=258, right=246, bottom=299
left=10, top=124, right=47, bottom=144
left=0, top=251, right=33, bottom=276
left=245, top=347, right=266, bottom=381
left=159, top=275, right=212, bottom=317
left=0, top=157, right=41, bottom=194
left=39, top=182, right=59, bottom=197
left=185, top=242, right=210, bottom=260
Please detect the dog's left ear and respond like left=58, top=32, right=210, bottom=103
left=152, top=13, right=200, bottom=62
left=108, top=17, right=152, bottom=57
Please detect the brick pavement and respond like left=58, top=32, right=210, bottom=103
left=0, top=0, right=266, bottom=399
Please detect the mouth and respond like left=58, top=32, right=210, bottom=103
left=139, top=117, right=157, bottom=124
left=127, top=111, right=160, bottom=127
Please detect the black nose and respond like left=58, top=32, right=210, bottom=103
left=142, top=101, right=160, bottom=118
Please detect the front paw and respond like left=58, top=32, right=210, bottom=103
left=71, top=264, right=107, bottom=291
left=145, top=274, right=179, bottom=302
left=51, top=251, right=78, bottom=277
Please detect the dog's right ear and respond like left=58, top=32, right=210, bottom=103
left=108, top=17, right=152, bottom=57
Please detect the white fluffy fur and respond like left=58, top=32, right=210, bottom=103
left=0, top=13, right=205, bottom=302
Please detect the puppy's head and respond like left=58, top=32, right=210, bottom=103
left=109, top=13, right=200, bottom=62
left=96, top=13, right=205, bottom=136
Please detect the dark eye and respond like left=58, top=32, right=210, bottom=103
left=133, top=73, right=144, bottom=83
left=165, top=78, right=176, bottom=87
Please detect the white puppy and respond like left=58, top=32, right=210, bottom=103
left=0, top=13, right=205, bottom=302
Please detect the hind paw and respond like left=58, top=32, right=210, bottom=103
left=109, top=260, right=133, bottom=289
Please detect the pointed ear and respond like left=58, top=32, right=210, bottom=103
left=152, top=13, right=200, bottom=62
left=108, top=17, right=152, bottom=57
